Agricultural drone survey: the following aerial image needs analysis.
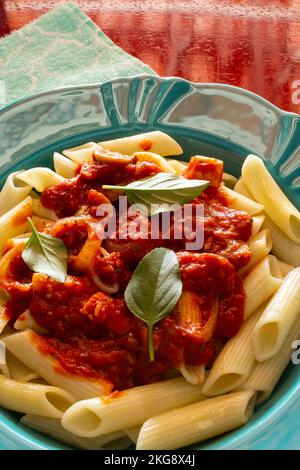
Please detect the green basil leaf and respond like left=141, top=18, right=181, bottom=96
left=124, top=247, right=182, bottom=361
left=102, top=173, right=209, bottom=215
left=22, top=218, right=67, bottom=283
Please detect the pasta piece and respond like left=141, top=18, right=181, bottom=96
left=242, top=154, right=300, bottom=242
left=6, top=352, right=39, bottom=382
left=32, top=197, right=58, bottom=221
left=242, top=314, right=300, bottom=404
left=3, top=330, right=111, bottom=400
left=0, top=375, right=75, bottom=418
left=234, top=179, right=253, bottom=199
left=136, top=390, right=256, bottom=450
left=251, top=214, right=265, bottom=237
left=16, top=168, right=64, bottom=192
left=133, top=152, right=176, bottom=173
left=252, top=268, right=300, bottom=361
left=244, top=255, right=282, bottom=319
left=240, top=229, right=272, bottom=274
left=98, top=131, right=183, bottom=157
left=63, top=142, right=98, bottom=163
left=0, top=196, right=32, bottom=254
left=0, top=172, right=32, bottom=216
left=53, top=152, right=78, bottom=178
left=263, top=215, right=300, bottom=266
left=178, top=363, right=205, bottom=385
left=21, top=415, right=132, bottom=450
left=202, top=306, right=265, bottom=396
left=62, top=377, right=205, bottom=438
left=277, top=260, right=295, bottom=276
left=223, top=187, right=264, bottom=215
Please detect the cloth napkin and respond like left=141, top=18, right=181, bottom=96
left=0, top=2, right=155, bottom=109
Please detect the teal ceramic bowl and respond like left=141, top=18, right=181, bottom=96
left=0, top=75, right=299, bottom=450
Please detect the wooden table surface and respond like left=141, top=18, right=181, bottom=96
left=1, top=0, right=300, bottom=113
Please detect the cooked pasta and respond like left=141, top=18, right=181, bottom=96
left=263, top=214, right=300, bottom=266
left=21, top=415, right=132, bottom=450
left=252, top=268, right=300, bottom=361
left=0, top=196, right=32, bottom=254
left=53, top=152, right=78, bottom=179
left=202, top=305, right=265, bottom=396
left=243, top=255, right=283, bottom=319
left=99, top=131, right=183, bottom=156
left=136, top=390, right=256, bottom=450
left=3, top=330, right=111, bottom=400
left=16, top=168, right=64, bottom=192
left=0, top=375, right=75, bottom=418
left=62, top=378, right=205, bottom=437
left=242, top=154, right=300, bottom=243
left=0, top=172, right=32, bottom=216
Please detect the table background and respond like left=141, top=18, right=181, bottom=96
left=0, top=0, right=300, bottom=113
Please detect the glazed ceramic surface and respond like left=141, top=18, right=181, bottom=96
left=0, top=75, right=299, bottom=450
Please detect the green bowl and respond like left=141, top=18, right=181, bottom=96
left=0, top=75, right=299, bottom=450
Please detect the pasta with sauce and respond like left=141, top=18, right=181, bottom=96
left=0, top=131, right=299, bottom=450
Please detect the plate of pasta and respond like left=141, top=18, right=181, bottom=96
left=0, top=75, right=300, bottom=450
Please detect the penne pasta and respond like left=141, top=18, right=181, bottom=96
left=136, top=390, right=256, bottom=450
left=62, top=378, right=205, bottom=438
left=240, top=229, right=272, bottom=274
left=21, top=415, right=132, bottom=450
left=223, top=187, right=264, bottom=215
left=133, top=152, right=176, bottom=173
left=233, top=178, right=253, bottom=199
left=98, top=131, right=183, bottom=157
left=178, top=363, right=205, bottom=385
left=53, top=152, right=78, bottom=178
left=202, top=305, right=265, bottom=396
left=243, top=255, right=283, bottom=319
left=242, top=154, right=300, bottom=243
left=63, top=142, right=98, bottom=163
left=16, top=168, right=64, bottom=192
left=251, top=214, right=265, bottom=237
left=0, top=196, right=32, bottom=254
left=242, top=313, right=300, bottom=404
left=252, top=268, right=300, bottom=361
left=3, top=330, right=111, bottom=400
left=0, top=375, right=75, bottom=418
left=263, top=215, right=300, bottom=266
left=6, top=352, right=39, bottom=382
left=0, top=172, right=32, bottom=216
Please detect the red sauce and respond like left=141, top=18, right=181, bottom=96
left=1, top=154, right=253, bottom=391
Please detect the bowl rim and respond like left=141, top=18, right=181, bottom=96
left=0, top=73, right=299, bottom=120
left=0, top=74, right=299, bottom=450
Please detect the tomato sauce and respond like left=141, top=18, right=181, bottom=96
left=1, top=154, right=253, bottom=390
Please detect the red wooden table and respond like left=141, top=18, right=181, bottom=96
left=1, top=0, right=300, bottom=113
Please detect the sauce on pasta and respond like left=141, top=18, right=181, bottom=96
left=1, top=153, right=252, bottom=390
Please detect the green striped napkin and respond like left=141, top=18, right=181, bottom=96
left=0, top=2, right=155, bottom=108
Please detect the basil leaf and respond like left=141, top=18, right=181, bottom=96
left=103, top=173, right=209, bottom=215
left=124, top=247, right=182, bottom=361
left=22, top=218, right=67, bottom=283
